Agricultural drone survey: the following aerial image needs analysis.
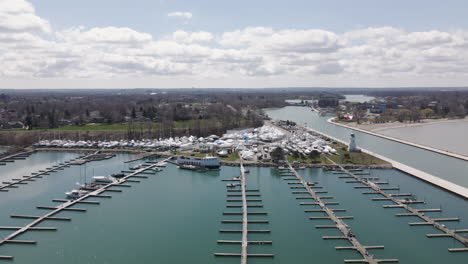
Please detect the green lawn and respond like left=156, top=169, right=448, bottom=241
left=287, top=142, right=388, bottom=165
left=326, top=142, right=387, bottom=165
left=0, top=119, right=222, bottom=132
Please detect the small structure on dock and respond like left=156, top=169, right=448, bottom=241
left=176, top=155, right=220, bottom=169
left=348, top=133, right=359, bottom=152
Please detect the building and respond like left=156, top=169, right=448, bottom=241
left=348, top=133, right=358, bottom=152
left=177, top=156, right=220, bottom=169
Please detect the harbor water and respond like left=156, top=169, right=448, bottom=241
left=0, top=151, right=467, bottom=263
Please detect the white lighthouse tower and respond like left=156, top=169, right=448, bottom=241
left=348, top=133, right=358, bottom=152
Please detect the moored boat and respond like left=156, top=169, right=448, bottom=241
left=65, top=189, right=88, bottom=199
left=92, top=176, right=115, bottom=183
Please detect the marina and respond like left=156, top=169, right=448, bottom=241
left=0, top=156, right=170, bottom=260
left=279, top=164, right=398, bottom=263
left=0, top=151, right=465, bottom=263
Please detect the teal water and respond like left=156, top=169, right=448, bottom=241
left=265, top=106, right=468, bottom=188
left=0, top=151, right=466, bottom=263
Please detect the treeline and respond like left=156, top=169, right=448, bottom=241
left=343, top=90, right=468, bottom=124
left=0, top=89, right=286, bottom=129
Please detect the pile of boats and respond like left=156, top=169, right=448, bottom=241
left=35, top=124, right=338, bottom=162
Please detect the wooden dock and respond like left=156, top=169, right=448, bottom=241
left=0, top=157, right=171, bottom=260
left=0, top=153, right=99, bottom=193
left=284, top=163, right=397, bottom=264
left=330, top=161, right=468, bottom=253
left=0, top=151, right=112, bottom=193
left=0, top=151, right=35, bottom=165
left=215, top=161, right=273, bottom=263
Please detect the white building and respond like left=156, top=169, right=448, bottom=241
left=177, top=156, right=220, bottom=169
left=348, top=133, right=358, bottom=152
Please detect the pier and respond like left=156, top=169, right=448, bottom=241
left=215, top=161, right=273, bottom=262
left=0, top=157, right=170, bottom=260
left=0, top=151, right=105, bottom=193
left=0, top=151, right=35, bottom=165
left=330, top=161, right=468, bottom=252
left=282, top=163, right=398, bottom=264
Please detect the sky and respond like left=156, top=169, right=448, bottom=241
left=1, top=0, right=468, bottom=89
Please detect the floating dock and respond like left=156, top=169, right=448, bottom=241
left=0, top=157, right=171, bottom=260
left=215, top=161, right=273, bottom=262
left=282, top=163, right=398, bottom=264
left=0, top=152, right=101, bottom=193
left=330, top=161, right=468, bottom=253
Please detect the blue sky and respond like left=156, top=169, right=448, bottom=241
left=29, top=0, right=468, bottom=36
left=1, top=0, right=468, bottom=88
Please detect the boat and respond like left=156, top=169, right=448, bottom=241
left=78, top=182, right=100, bottom=191
left=111, top=173, right=125, bottom=178
left=130, top=165, right=142, bottom=170
left=65, top=189, right=88, bottom=199
left=227, top=183, right=238, bottom=187
left=92, top=176, right=114, bottom=183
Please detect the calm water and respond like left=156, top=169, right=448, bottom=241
left=0, top=152, right=467, bottom=263
left=0, top=147, right=9, bottom=154
left=265, top=106, right=468, bottom=188
left=379, top=120, right=468, bottom=157
left=0, top=152, right=466, bottom=263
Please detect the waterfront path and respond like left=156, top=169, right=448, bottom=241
left=328, top=117, right=468, bottom=162
left=292, top=123, right=468, bottom=199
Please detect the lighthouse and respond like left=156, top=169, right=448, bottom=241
left=348, top=133, right=358, bottom=152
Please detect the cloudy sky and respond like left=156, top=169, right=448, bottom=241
left=1, top=0, right=467, bottom=89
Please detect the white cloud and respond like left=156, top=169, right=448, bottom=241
left=1, top=1, right=468, bottom=87
left=0, top=0, right=51, bottom=32
left=57, top=26, right=152, bottom=45
left=167, top=11, right=192, bottom=19
left=172, top=30, right=213, bottom=43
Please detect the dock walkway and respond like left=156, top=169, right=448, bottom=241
left=0, top=151, right=35, bottom=165
left=283, top=163, right=398, bottom=263
left=215, top=161, right=273, bottom=262
left=0, top=157, right=170, bottom=260
left=0, top=152, right=105, bottom=193
left=329, top=159, right=468, bottom=253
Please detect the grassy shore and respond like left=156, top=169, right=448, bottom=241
left=0, top=119, right=220, bottom=132
left=288, top=142, right=388, bottom=165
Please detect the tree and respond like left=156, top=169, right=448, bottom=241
left=308, top=150, right=320, bottom=161
left=420, top=108, right=434, bottom=119
left=131, top=107, right=136, bottom=119
left=270, top=147, right=284, bottom=162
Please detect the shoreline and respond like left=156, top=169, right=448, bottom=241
left=328, top=118, right=468, bottom=162
left=301, top=122, right=468, bottom=199
left=341, top=117, right=468, bottom=133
